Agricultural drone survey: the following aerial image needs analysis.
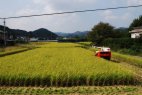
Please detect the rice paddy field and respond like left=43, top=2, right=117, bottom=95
left=0, top=42, right=140, bottom=87
left=0, top=44, right=36, bottom=57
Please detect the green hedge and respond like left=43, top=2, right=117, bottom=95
left=100, top=38, right=142, bottom=56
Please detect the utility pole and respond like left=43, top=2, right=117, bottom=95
left=3, top=18, right=6, bottom=47
left=50, top=33, right=52, bottom=40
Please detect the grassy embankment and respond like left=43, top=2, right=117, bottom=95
left=0, top=43, right=38, bottom=57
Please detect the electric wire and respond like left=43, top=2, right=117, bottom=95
left=0, top=4, right=142, bottom=20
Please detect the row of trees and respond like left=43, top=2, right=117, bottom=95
left=87, top=15, right=142, bottom=45
left=87, top=15, right=142, bottom=56
left=129, top=15, right=142, bottom=30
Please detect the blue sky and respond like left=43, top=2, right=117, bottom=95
left=0, top=0, right=142, bottom=33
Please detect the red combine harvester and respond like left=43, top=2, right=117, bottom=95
left=95, top=47, right=111, bottom=60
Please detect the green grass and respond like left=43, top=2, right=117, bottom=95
left=0, top=42, right=139, bottom=86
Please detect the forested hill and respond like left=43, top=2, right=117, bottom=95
left=0, top=25, right=58, bottom=40
left=29, top=28, right=58, bottom=40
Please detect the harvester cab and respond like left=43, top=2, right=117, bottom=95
left=95, top=47, right=111, bottom=60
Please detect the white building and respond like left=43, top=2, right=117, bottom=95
left=30, top=38, right=38, bottom=42
left=129, top=27, right=142, bottom=38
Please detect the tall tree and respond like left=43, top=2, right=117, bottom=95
left=129, top=15, right=142, bottom=30
left=87, top=22, right=114, bottom=45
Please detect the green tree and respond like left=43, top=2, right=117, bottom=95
left=87, top=22, right=114, bottom=45
left=129, top=15, right=142, bottom=30
left=114, top=28, right=130, bottom=38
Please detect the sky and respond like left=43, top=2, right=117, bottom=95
left=0, top=0, right=142, bottom=33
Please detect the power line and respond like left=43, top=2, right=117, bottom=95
left=0, top=4, right=142, bottom=20
left=1, top=4, right=142, bottom=47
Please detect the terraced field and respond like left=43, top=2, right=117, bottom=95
left=0, top=42, right=139, bottom=87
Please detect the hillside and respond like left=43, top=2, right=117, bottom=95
left=55, top=31, right=89, bottom=38
left=0, top=25, right=58, bottom=40
left=30, top=28, right=58, bottom=40
left=11, top=29, right=28, bottom=38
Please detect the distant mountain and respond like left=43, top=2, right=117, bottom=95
left=55, top=32, right=69, bottom=37
left=30, top=28, right=58, bottom=40
left=0, top=25, right=12, bottom=34
left=0, top=25, right=58, bottom=40
left=67, top=31, right=89, bottom=38
left=55, top=31, right=89, bottom=38
left=11, top=29, right=28, bottom=37
left=0, top=25, right=16, bottom=39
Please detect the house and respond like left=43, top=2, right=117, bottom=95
left=129, top=27, right=142, bottom=38
left=0, top=30, right=15, bottom=46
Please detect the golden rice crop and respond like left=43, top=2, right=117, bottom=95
left=0, top=42, right=139, bottom=86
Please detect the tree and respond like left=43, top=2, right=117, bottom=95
left=87, top=22, right=114, bottom=45
left=114, top=28, right=130, bottom=38
left=129, top=15, right=142, bottom=30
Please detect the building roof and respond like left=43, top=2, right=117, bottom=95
left=129, top=28, right=142, bottom=33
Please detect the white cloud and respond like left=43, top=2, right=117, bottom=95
left=102, top=10, right=131, bottom=21
left=32, top=0, right=96, bottom=5
left=121, top=13, right=131, bottom=21
left=8, top=6, right=81, bottom=32
left=102, top=10, right=117, bottom=21
left=32, top=0, right=97, bottom=11
left=7, top=0, right=97, bottom=32
left=127, top=0, right=142, bottom=5
left=7, top=14, right=81, bottom=32
left=32, top=0, right=44, bottom=4
left=43, top=4, right=59, bottom=13
left=101, top=10, right=132, bottom=27
left=16, top=9, right=39, bottom=16
left=3, top=0, right=141, bottom=32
